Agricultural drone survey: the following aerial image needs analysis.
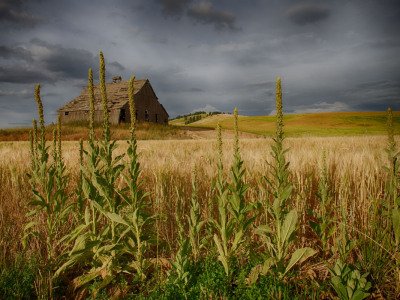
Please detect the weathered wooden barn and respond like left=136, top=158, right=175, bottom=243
left=58, top=78, right=169, bottom=125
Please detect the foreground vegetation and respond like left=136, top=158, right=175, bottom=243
left=0, top=53, right=399, bottom=299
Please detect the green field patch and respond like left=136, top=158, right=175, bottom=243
left=175, top=111, right=400, bottom=136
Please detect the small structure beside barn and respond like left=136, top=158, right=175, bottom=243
left=58, top=78, right=168, bottom=125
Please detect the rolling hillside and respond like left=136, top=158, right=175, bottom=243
left=170, top=111, right=400, bottom=136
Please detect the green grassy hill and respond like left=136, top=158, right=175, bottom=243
left=170, top=111, right=400, bottom=136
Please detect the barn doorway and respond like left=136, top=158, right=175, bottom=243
left=145, top=110, right=149, bottom=121
left=119, top=108, right=126, bottom=123
left=155, top=113, right=158, bottom=123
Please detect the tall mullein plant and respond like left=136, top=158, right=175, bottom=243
left=86, top=67, right=101, bottom=232
left=117, top=76, right=154, bottom=281
left=64, top=53, right=126, bottom=292
left=385, top=108, right=400, bottom=247
left=212, top=111, right=255, bottom=277
left=24, top=85, right=70, bottom=298
left=228, top=108, right=255, bottom=254
left=170, top=188, right=191, bottom=289
left=270, top=78, right=291, bottom=217
left=94, top=51, right=125, bottom=246
left=264, top=77, right=296, bottom=263
left=251, top=78, right=315, bottom=281
left=310, top=152, right=335, bottom=253
left=212, top=124, right=232, bottom=276
left=54, top=68, right=102, bottom=281
left=187, top=169, right=206, bottom=262
left=55, top=115, right=68, bottom=209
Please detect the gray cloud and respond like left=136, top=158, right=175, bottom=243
left=0, top=40, right=125, bottom=85
left=30, top=39, right=96, bottom=79
left=187, top=2, right=238, bottom=30
left=109, top=61, right=125, bottom=72
left=0, top=45, right=32, bottom=61
left=0, top=88, right=31, bottom=97
left=286, top=3, right=330, bottom=25
left=157, top=0, right=191, bottom=17
left=243, top=81, right=275, bottom=90
left=0, top=0, right=40, bottom=26
left=191, top=104, right=218, bottom=113
left=189, top=87, right=204, bottom=92
left=0, top=66, right=54, bottom=84
left=344, top=80, right=400, bottom=102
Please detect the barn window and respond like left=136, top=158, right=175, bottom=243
left=64, top=112, right=69, bottom=116
left=145, top=110, right=149, bottom=121
left=155, top=114, right=158, bottom=123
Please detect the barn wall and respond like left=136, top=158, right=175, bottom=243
left=135, top=82, right=168, bottom=124
left=60, top=111, right=89, bottom=123
left=60, top=109, right=121, bottom=125
left=109, top=109, right=120, bottom=125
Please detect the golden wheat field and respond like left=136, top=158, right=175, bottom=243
left=1, top=134, right=399, bottom=297
left=0, top=135, right=395, bottom=240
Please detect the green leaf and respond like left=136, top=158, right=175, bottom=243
left=352, top=290, right=370, bottom=300
left=280, top=209, right=298, bottom=247
left=105, top=211, right=129, bottom=226
left=246, top=258, right=275, bottom=285
left=73, top=268, right=103, bottom=290
left=331, top=276, right=348, bottom=300
left=84, top=206, right=91, bottom=225
left=92, top=275, right=114, bottom=297
left=231, top=229, right=243, bottom=252
left=23, top=221, right=37, bottom=231
left=213, top=234, right=228, bottom=275
left=283, top=247, right=317, bottom=276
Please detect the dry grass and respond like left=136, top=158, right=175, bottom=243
left=1, top=135, right=396, bottom=267
left=0, top=122, right=215, bottom=141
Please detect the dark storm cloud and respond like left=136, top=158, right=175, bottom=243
left=0, top=0, right=40, bottom=26
left=156, top=0, right=191, bottom=17
left=354, top=80, right=399, bottom=91
left=353, top=100, right=400, bottom=111
left=286, top=3, right=330, bottom=25
left=30, top=39, right=96, bottom=79
left=187, top=2, right=238, bottom=30
left=0, top=39, right=125, bottom=85
left=0, top=45, right=32, bottom=61
left=345, top=80, right=400, bottom=101
left=0, top=66, right=54, bottom=84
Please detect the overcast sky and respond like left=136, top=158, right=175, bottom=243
left=0, top=0, right=399, bottom=127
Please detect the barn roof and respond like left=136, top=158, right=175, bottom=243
left=58, top=79, right=148, bottom=112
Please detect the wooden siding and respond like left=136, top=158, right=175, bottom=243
left=60, top=109, right=121, bottom=125
left=134, top=81, right=168, bottom=124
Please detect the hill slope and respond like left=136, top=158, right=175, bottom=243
left=170, top=111, right=400, bottom=136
